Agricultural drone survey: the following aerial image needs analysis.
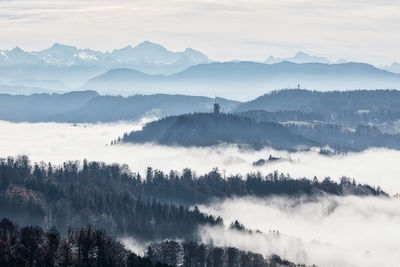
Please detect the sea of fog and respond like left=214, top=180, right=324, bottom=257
left=198, top=195, right=400, bottom=267
left=0, top=120, right=399, bottom=194
left=2, top=120, right=400, bottom=267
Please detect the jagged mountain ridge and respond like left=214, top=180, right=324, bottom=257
left=265, top=51, right=334, bottom=64
left=0, top=41, right=209, bottom=68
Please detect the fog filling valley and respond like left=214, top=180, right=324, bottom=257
left=197, top=196, right=400, bottom=267
left=1, top=120, right=399, bottom=194
left=2, top=120, right=400, bottom=267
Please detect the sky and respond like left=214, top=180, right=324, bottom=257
left=0, top=0, right=399, bottom=65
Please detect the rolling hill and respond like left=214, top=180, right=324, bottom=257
left=122, top=112, right=312, bottom=150
left=83, top=61, right=400, bottom=100
left=0, top=91, right=239, bottom=122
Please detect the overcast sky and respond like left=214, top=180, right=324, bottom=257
left=0, top=0, right=399, bottom=65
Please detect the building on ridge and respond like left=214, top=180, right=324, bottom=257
left=214, top=99, right=220, bottom=115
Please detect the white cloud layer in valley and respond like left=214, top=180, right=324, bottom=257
left=1, top=120, right=400, bottom=194
left=2, top=120, right=400, bottom=266
left=198, top=195, right=400, bottom=267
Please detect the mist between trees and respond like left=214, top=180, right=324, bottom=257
left=0, top=155, right=385, bottom=239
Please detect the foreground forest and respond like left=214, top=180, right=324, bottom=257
left=0, top=218, right=167, bottom=267
left=0, top=218, right=307, bottom=267
left=0, top=155, right=386, bottom=240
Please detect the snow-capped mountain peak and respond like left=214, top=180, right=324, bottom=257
left=0, top=42, right=209, bottom=72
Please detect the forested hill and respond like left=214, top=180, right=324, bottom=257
left=0, top=156, right=385, bottom=240
left=0, top=156, right=384, bottom=266
left=0, top=90, right=98, bottom=122
left=0, top=91, right=238, bottom=122
left=122, top=113, right=312, bottom=150
left=53, top=94, right=238, bottom=122
left=236, top=89, right=400, bottom=118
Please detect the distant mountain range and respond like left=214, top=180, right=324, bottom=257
left=0, top=41, right=209, bottom=70
left=0, top=43, right=399, bottom=98
left=0, top=41, right=210, bottom=87
left=383, top=62, right=400, bottom=74
left=265, top=51, right=336, bottom=64
left=265, top=51, right=400, bottom=74
left=83, top=61, right=400, bottom=100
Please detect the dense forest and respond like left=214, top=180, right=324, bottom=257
left=0, top=218, right=169, bottom=267
left=121, top=111, right=400, bottom=151
left=0, top=218, right=307, bottom=267
left=238, top=110, right=325, bottom=123
left=285, top=123, right=400, bottom=151
left=236, top=89, right=400, bottom=126
left=122, top=113, right=311, bottom=150
left=147, top=240, right=308, bottom=267
left=239, top=109, right=400, bottom=151
left=0, top=155, right=222, bottom=241
left=0, top=155, right=386, bottom=241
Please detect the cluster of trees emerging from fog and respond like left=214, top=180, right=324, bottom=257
left=0, top=217, right=307, bottom=267
left=0, top=155, right=386, bottom=242
left=0, top=218, right=168, bottom=267
left=121, top=108, right=400, bottom=152
left=147, top=239, right=308, bottom=267
left=122, top=113, right=310, bottom=150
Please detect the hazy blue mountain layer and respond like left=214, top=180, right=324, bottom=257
left=0, top=91, right=239, bottom=122
left=83, top=62, right=400, bottom=100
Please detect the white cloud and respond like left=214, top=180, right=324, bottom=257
left=1, top=120, right=400, bottom=194
left=1, top=120, right=400, bottom=266
left=198, top=195, right=400, bottom=267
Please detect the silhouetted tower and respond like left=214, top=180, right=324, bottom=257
left=214, top=99, right=220, bottom=115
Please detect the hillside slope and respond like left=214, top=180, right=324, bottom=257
left=123, top=113, right=312, bottom=150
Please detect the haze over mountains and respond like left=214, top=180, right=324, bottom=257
left=385, top=62, right=400, bottom=73
left=0, top=41, right=209, bottom=69
left=1, top=41, right=399, bottom=100
left=0, top=91, right=239, bottom=122
left=84, top=61, right=400, bottom=100
left=265, top=51, right=336, bottom=64
left=0, top=41, right=210, bottom=88
left=2, top=89, right=400, bottom=151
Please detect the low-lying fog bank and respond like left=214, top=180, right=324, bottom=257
left=0, top=120, right=399, bottom=194
left=198, top=195, right=400, bottom=267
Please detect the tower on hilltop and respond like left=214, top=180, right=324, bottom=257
left=214, top=98, right=220, bottom=115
